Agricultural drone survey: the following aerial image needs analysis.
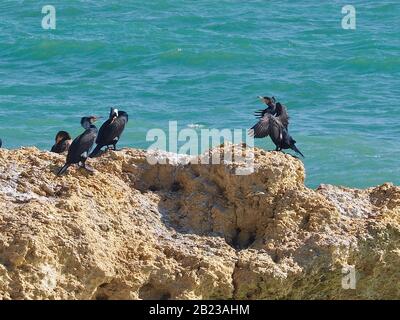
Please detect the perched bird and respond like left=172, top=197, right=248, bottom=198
left=249, top=102, right=304, bottom=157
left=90, top=107, right=128, bottom=157
left=57, top=116, right=99, bottom=175
left=0, top=138, right=2, bottom=148
left=254, top=96, right=277, bottom=118
left=51, top=131, right=72, bottom=154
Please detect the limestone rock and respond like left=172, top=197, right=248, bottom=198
left=0, top=146, right=398, bottom=299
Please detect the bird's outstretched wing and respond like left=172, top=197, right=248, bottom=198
left=249, top=115, right=271, bottom=138
left=254, top=106, right=274, bottom=118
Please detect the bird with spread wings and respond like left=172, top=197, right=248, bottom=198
left=249, top=99, right=304, bottom=157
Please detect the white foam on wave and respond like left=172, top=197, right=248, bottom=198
left=187, top=123, right=204, bottom=129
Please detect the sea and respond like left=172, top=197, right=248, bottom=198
left=0, top=1, right=399, bottom=188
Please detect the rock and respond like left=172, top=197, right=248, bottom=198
left=0, top=146, right=399, bottom=299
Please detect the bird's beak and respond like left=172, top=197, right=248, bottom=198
left=258, top=96, right=268, bottom=103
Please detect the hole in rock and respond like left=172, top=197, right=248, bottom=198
left=94, top=283, right=110, bottom=300
left=148, top=185, right=159, bottom=192
left=139, top=283, right=171, bottom=300
left=229, top=228, right=257, bottom=250
left=171, top=181, right=182, bottom=192
left=300, top=214, right=311, bottom=229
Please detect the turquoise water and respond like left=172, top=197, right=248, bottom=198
left=0, top=1, right=399, bottom=188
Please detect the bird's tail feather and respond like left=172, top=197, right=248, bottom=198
left=89, top=145, right=102, bottom=158
left=291, top=145, right=305, bottom=158
left=57, top=163, right=70, bottom=176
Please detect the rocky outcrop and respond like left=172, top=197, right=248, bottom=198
left=0, top=145, right=399, bottom=299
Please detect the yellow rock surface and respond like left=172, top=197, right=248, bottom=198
left=0, top=146, right=399, bottom=299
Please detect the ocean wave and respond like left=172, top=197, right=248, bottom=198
left=187, top=123, right=205, bottom=129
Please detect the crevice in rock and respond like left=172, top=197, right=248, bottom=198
left=170, top=181, right=182, bottom=192
left=92, top=281, right=134, bottom=300
left=300, top=214, right=311, bottom=229
left=139, top=283, right=171, bottom=300
left=272, top=250, right=280, bottom=263
left=148, top=185, right=159, bottom=192
left=228, top=228, right=257, bottom=250
left=231, top=258, right=240, bottom=299
left=94, top=283, right=110, bottom=300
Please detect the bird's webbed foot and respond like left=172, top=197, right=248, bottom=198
left=83, top=164, right=95, bottom=173
left=78, top=159, right=87, bottom=168
left=79, top=160, right=95, bottom=173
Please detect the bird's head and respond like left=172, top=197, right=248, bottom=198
left=55, top=131, right=71, bottom=143
left=109, top=107, right=119, bottom=121
left=258, top=96, right=276, bottom=106
left=81, top=116, right=99, bottom=129
left=88, top=116, right=99, bottom=124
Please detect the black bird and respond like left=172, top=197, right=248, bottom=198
left=254, top=96, right=277, bottom=118
left=57, top=116, right=99, bottom=175
left=51, top=131, right=72, bottom=154
left=249, top=102, right=304, bottom=157
left=90, top=107, right=128, bottom=157
left=0, top=138, right=2, bottom=148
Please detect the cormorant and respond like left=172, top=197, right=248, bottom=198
left=249, top=102, right=304, bottom=157
left=0, top=138, right=2, bottom=148
left=57, top=116, right=99, bottom=175
left=90, top=107, right=128, bottom=157
left=51, top=131, right=72, bottom=154
left=254, top=96, right=277, bottom=118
